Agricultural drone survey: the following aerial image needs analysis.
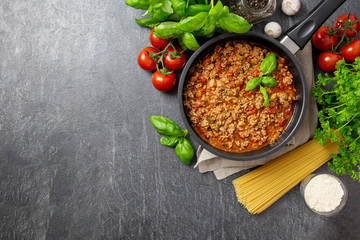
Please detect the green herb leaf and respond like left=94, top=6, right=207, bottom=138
left=193, top=16, right=216, bottom=38
left=222, top=5, right=229, bottom=14
left=150, top=115, right=184, bottom=137
left=125, top=0, right=150, bottom=10
left=153, top=21, right=182, bottom=39
left=180, top=32, right=200, bottom=50
left=171, top=0, right=186, bottom=17
left=209, top=0, right=223, bottom=18
left=177, top=37, right=188, bottom=50
left=197, top=0, right=207, bottom=5
left=218, top=13, right=252, bottom=34
left=259, top=85, right=269, bottom=106
left=177, top=12, right=208, bottom=32
left=152, top=7, right=172, bottom=21
left=167, top=12, right=182, bottom=21
left=161, top=0, right=174, bottom=14
left=245, top=77, right=261, bottom=91
left=160, top=135, right=181, bottom=147
left=135, top=16, right=161, bottom=28
left=185, top=4, right=210, bottom=16
left=260, top=76, right=277, bottom=87
left=260, top=53, right=277, bottom=75
left=175, top=138, right=194, bottom=165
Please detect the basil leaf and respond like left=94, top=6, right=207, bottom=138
left=125, top=0, right=149, bottom=10
left=153, top=7, right=172, bottom=21
left=259, top=85, right=269, bottom=106
left=177, top=37, right=188, bottom=50
left=153, top=21, right=182, bottom=39
left=171, top=0, right=186, bottom=17
left=197, top=0, right=207, bottom=5
left=260, top=76, right=277, bottom=87
left=218, top=13, right=252, bottom=33
left=135, top=16, right=161, bottom=28
left=177, top=12, right=208, bottom=32
left=150, top=116, right=184, bottom=137
left=161, top=0, right=173, bottom=14
left=260, top=53, right=277, bottom=75
left=188, top=0, right=197, bottom=5
left=167, top=13, right=182, bottom=22
left=175, top=138, right=194, bottom=165
left=160, top=135, right=181, bottom=147
left=209, top=0, right=223, bottom=18
left=185, top=4, right=210, bottom=16
left=222, top=5, right=229, bottom=14
left=180, top=32, right=200, bottom=51
left=193, top=16, right=215, bottom=38
left=245, top=77, right=261, bottom=91
left=145, top=0, right=173, bottom=21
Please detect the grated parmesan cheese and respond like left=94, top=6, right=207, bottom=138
left=304, top=174, right=344, bottom=213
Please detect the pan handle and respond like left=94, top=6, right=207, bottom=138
left=280, top=0, right=346, bottom=54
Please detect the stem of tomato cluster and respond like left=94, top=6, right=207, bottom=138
left=332, top=15, right=359, bottom=52
left=156, top=39, right=174, bottom=72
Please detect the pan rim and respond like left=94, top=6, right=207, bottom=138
left=178, top=32, right=308, bottom=161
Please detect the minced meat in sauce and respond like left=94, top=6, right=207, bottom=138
left=183, top=41, right=296, bottom=153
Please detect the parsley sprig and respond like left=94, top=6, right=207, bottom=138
left=312, top=57, right=360, bottom=182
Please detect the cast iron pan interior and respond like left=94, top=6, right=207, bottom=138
left=178, top=32, right=308, bottom=161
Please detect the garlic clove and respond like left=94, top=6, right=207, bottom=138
left=282, top=0, right=301, bottom=16
left=264, top=22, right=282, bottom=38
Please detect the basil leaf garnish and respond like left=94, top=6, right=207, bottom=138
left=245, top=77, right=261, bottom=91
left=260, top=76, right=277, bottom=87
left=260, top=53, right=277, bottom=75
left=259, top=85, right=269, bottom=106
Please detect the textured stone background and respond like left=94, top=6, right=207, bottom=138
left=0, top=0, right=359, bottom=239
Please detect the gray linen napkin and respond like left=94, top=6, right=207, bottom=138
left=194, top=42, right=318, bottom=180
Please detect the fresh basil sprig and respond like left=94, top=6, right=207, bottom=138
left=126, top=0, right=252, bottom=51
left=245, top=53, right=277, bottom=106
left=150, top=116, right=194, bottom=165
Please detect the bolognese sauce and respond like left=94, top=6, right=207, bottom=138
left=183, top=41, right=296, bottom=153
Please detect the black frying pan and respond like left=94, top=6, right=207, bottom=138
left=178, top=0, right=346, bottom=160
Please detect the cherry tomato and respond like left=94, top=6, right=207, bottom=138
left=152, top=71, right=176, bottom=92
left=137, top=47, right=158, bottom=71
left=317, top=52, right=342, bottom=72
left=149, top=28, right=171, bottom=50
left=163, top=46, right=186, bottom=70
left=339, top=39, right=360, bottom=62
left=311, top=26, right=338, bottom=51
left=334, top=14, right=360, bottom=38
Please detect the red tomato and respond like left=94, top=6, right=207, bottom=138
left=149, top=28, right=171, bottom=50
left=334, top=14, right=360, bottom=38
left=317, top=52, right=342, bottom=72
left=163, top=46, right=186, bottom=70
left=152, top=71, right=176, bottom=92
left=339, top=39, right=360, bottom=62
left=137, top=47, right=158, bottom=71
left=311, top=26, right=338, bottom=51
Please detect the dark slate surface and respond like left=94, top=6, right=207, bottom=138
left=0, top=0, right=359, bottom=239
